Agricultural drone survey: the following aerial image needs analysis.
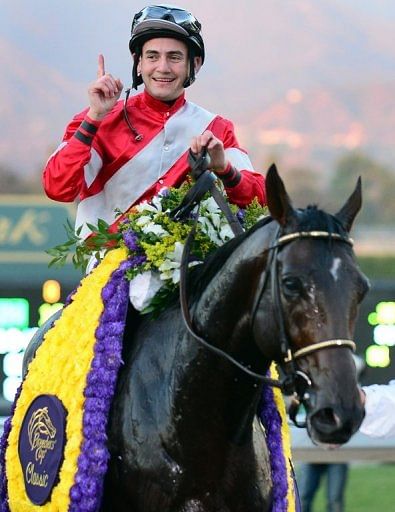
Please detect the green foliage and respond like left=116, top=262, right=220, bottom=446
left=46, top=218, right=121, bottom=272
left=243, top=197, right=269, bottom=230
left=357, top=256, right=395, bottom=280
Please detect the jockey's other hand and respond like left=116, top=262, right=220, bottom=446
left=88, top=54, right=124, bottom=121
left=190, top=130, right=230, bottom=176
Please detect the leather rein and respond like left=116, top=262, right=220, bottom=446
left=172, top=153, right=356, bottom=423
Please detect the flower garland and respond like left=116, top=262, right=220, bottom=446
left=259, top=364, right=296, bottom=512
left=0, top=256, right=297, bottom=512
left=0, top=248, right=129, bottom=511
left=47, top=182, right=268, bottom=315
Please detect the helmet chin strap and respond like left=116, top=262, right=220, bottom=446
left=183, top=52, right=196, bottom=87
left=132, top=51, right=142, bottom=90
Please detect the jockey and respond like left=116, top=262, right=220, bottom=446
left=42, top=4, right=266, bottom=240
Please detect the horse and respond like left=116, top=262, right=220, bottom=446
left=23, top=165, right=369, bottom=511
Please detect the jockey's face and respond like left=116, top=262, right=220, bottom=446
left=137, top=38, right=201, bottom=102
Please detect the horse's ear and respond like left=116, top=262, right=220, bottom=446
left=265, top=164, right=294, bottom=226
left=334, top=177, right=362, bottom=232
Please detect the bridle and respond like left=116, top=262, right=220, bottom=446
left=174, top=157, right=357, bottom=426
left=256, top=227, right=356, bottom=425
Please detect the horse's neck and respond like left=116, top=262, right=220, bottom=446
left=165, top=308, right=266, bottom=442
left=192, top=222, right=275, bottom=346
left=167, top=223, right=276, bottom=435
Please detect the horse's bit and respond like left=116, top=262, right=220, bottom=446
left=174, top=157, right=357, bottom=426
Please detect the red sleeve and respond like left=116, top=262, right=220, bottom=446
left=225, top=170, right=266, bottom=208
left=42, top=111, right=102, bottom=202
left=208, top=117, right=267, bottom=207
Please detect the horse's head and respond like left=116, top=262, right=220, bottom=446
left=28, top=407, right=57, bottom=446
left=254, top=165, right=369, bottom=446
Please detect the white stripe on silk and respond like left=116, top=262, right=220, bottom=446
left=83, top=148, right=103, bottom=188
left=225, top=147, right=254, bottom=171
left=45, top=141, right=67, bottom=165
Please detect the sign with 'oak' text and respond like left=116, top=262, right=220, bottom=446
left=0, top=195, right=75, bottom=263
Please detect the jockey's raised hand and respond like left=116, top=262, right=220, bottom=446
left=190, top=130, right=230, bottom=176
left=87, top=54, right=123, bottom=121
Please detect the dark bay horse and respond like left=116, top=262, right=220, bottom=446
left=20, top=165, right=369, bottom=511
left=98, top=165, right=369, bottom=511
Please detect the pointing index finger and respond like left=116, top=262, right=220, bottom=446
left=97, top=54, right=105, bottom=78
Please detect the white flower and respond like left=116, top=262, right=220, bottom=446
left=201, top=196, right=221, bottom=215
left=198, top=216, right=222, bottom=245
left=158, top=241, right=184, bottom=283
left=129, top=271, right=163, bottom=311
left=151, top=194, right=164, bottom=211
left=136, top=215, right=153, bottom=227
left=219, top=223, right=235, bottom=241
left=135, top=202, right=159, bottom=214
left=141, top=222, right=169, bottom=237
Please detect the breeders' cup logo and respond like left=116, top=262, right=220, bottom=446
left=19, top=395, right=67, bottom=505
left=28, top=407, right=57, bottom=464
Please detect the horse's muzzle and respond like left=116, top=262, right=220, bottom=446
left=307, top=404, right=364, bottom=446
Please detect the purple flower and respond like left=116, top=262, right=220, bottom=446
left=69, top=258, right=132, bottom=511
left=129, top=254, right=147, bottom=267
left=122, top=230, right=140, bottom=252
left=259, top=379, right=289, bottom=511
left=236, top=209, right=246, bottom=223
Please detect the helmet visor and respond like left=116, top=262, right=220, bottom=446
left=132, top=5, right=202, bottom=36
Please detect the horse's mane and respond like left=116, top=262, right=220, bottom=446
left=188, top=205, right=349, bottom=300
left=188, top=216, right=273, bottom=300
left=153, top=205, right=349, bottom=314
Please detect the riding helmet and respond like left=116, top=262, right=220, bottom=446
left=129, top=4, right=205, bottom=89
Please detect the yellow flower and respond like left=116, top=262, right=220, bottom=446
left=5, top=248, right=128, bottom=511
left=270, top=363, right=297, bottom=512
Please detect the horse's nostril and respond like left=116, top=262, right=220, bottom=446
left=311, top=408, right=342, bottom=433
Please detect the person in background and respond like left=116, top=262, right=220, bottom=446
left=297, top=354, right=366, bottom=512
left=359, top=380, right=395, bottom=438
left=42, top=4, right=265, bottom=242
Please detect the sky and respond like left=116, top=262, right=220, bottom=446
left=1, top=0, right=395, bottom=177
left=4, top=0, right=395, bottom=101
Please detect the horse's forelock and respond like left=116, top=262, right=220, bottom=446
left=295, top=206, right=348, bottom=237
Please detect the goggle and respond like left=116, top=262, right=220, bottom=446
left=132, top=5, right=202, bottom=35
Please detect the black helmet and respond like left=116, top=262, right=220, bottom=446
left=129, top=4, right=205, bottom=89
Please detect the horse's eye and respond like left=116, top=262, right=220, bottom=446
left=282, top=276, right=303, bottom=297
